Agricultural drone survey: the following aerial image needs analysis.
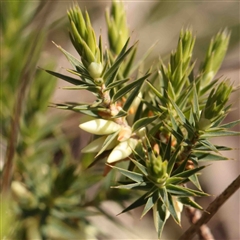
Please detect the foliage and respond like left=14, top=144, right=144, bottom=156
left=44, top=1, right=239, bottom=239
left=1, top=1, right=239, bottom=239
left=1, top=1, right=101, bottom=239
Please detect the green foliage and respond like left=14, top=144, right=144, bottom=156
left=1, top=1, right=101, bottom=239
left=46, top=2, right=239, bottom=238
left=2, top=1, right=239, bottom=240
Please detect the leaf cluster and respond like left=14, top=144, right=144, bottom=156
left=37, top=1, right=240, bottom=239
left=1, top=2, right=105, bottom=239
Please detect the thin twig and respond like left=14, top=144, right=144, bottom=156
left=179, top=174, right=240, bottom=240
left=185, top=205, right=214, bottom=240
left=1, top=2, right=55, bottom=193
left=1, top=70, right=30, bottom=193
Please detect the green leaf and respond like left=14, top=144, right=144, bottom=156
left=195, top=144, right=231, bottom=151
left=153, top=200, right=168, bottom=239
left=167, top=184, right=209, bottom=197
left=169, top=97, right=195, bottom=134
left=210, top=105, right=231, bottom=128
left=54, top=103, right=103, bottom=117
left=176, top=84, right=193, bottom=109
left=192, top=82, right=200, bottom=120
left=167, top=144, right=182, bottom=175
left=172, top=158, right=188, bottom=176
left=109, top=165, right=144, bottom=183
left=163, top=135, right=172, bottom=163
left=118, top=192, right=149, bottom=215
left=199, top=78, right=219, bottom=96
left=194, top=152, right=229, bottom=161
left=104, top=39, right=135, bottom=83
left=146, top=80, right=166, bottom=104
left=95, top=130, right=119, bottom=157
left=198, top=139, right=218, bottom=152
left=52, top=41, right=84, bottom=69
left=104, top=67, right=119, bottom=90
left=167, top=80, right=176, bottom=101
left=132, top=143, right=146, bottom=163
left=163, top=122, right=184, bottom=144
left=178, top=197, right=203, bottom=210
left=104, top=78, right=129, bottom=91
left=166, top=177, right=184, bottom=185
left=143, top=100, right=165, bottom=115
left=113, top=181, right=150, bottom=190
left=133, top=100, right=144, bottom=122
left=172, top=165, right=205, bottom=179
left=132, top=115, right=159, bottom=132
left=167, top=193, right=181, bottom=224
left=120, top=77, right=146, bottom=114
left=219, top=119, right=240, bottom=129
left=158, top=187, right=169, bottom=208
left=112, top=73, right=150, bottom=103
left=169, top=98, right=186, bottom=123
left=201, top=130, right=240, bottom=138
left=122, top=45, right=137, bottom=78
left=130, top=158, right=148, bottom=176
left=45, top=69, right=94, bottom=86
left=189, top=174, right=202, bottom=190
left=188, top=108, right=195, bottom=125
left=62, top=86, right=100, bottom=94
left=169, top=114, right=184, bottom=141
left=141, top=190, right=159, bottom=218
left=148, top=121, right=164, bottom=137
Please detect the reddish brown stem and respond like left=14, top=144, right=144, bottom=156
left=179, top=175, right=240, bottom=240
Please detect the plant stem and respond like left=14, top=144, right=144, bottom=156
left=2, top=70, right=31, bottom=193
left=185, top=205, right=214, bottom=240
left=179, top=174, right=240, bottom=240
left=1, top=2, right=54, bottom=193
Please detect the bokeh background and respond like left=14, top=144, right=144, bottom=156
left=1, top=1, right=239, bottom=239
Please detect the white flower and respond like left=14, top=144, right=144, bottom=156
left=107, top=138, right=138, bottom=163
left=79, top=119, right=121, bottom=135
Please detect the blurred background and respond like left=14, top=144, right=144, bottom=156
left=1, top=1, right=239, bottom=239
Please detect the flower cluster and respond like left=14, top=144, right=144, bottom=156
left=79, top=117, right=138, bottom=163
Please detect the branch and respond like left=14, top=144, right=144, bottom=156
left=185, top=205, right=214, bottom=240
left=179, top=174, right=240, bottom=240
left=1, top=2, right=55, bottom=193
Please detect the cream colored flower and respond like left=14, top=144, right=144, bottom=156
left=107, top=138, right=138, bottom=163
left=79, top=119, right=121, bottom=135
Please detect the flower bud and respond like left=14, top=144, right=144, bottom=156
left=147, top=152, right=168, bottom=186
left=107, top=138, right=138, bottom=163
left=200, top=80, right=232, bottom=122
left=105, top=1, right=129, bottom=54
left=79, top=119, right=121, bottom=135
left=201, top=30, right=230, bottom=86
left=88, top=62, right=103, bottom=79
left=198, top=117, right=212, bottom=130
